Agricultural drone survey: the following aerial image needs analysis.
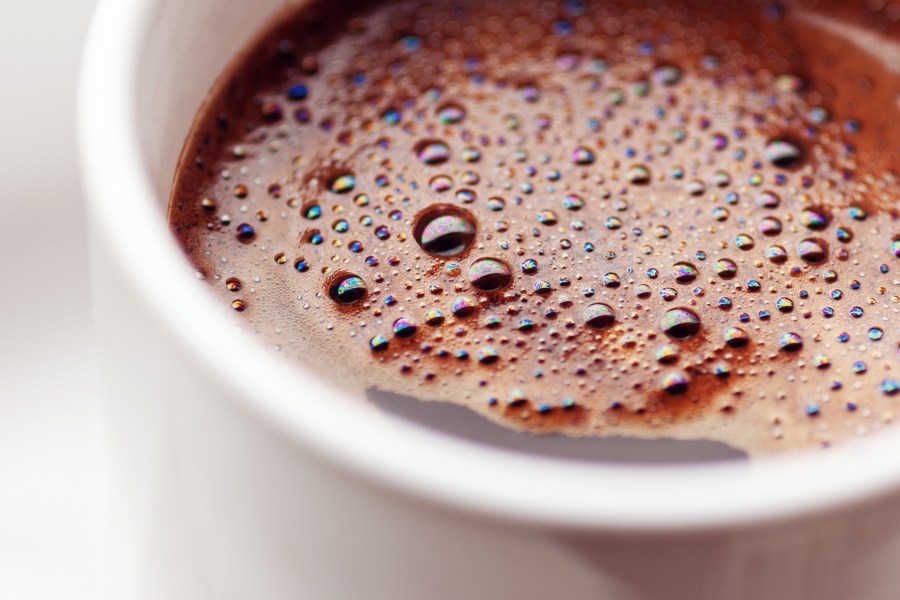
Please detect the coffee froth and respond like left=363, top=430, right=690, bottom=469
left=170, top=0, right=900, bottom=454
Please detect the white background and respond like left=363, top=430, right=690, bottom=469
left=1, top=0, right=103, bottom=597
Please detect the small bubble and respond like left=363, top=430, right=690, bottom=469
left=652, top=65, right=682, bottom=85
left=765, top=245, right=788, bottom=264
left=562, top=194, right=585, bottom=211
left=572, top=146, right=595, bottom=165
left=469, top=257, right=513, bottom=292
left=661, top=307, right=701, bottom=339
left=413, top=205, right=476, bottom=257
left=293, top=257, right=310, bottom=272
left=415, top=139, right=451, bottom=165
left=225, top=277, right=241, bottom=291
left=626, top=165, right=651, bottom=185
left=756, top=191, right=781, bottom=209
left=328, top=274, right=367, bottom=305
left=799, top=208, right=829, bottom=230
left=797, top=238, right=828, bottom=263
left=584, top=303, right=616, bottom=329
left=451, top=296, right=477, bottom=318
left=437, top=103, right=466, bottom=124
left=724, top=327, right=750, bottom=348
left=714, top=258, right=738, bottom=279
left=429, top=175, right=453, bottom=192
left=369, top=335, right=389, bottom=352
left=759, top=216, right=783, bottom=236
left=392, top=317, right=418, bottom=338
left=328, top=173, right=356, bottom=194
left=764, top=138, right=804, bottom=169
left=661, top=372, right=689, bottom=395
left=236, top=223, right=255, bottom=241
left=776, top=297, right=794, bottom=312
left=778, top=332, right=803, bottom=352
left=735, top=234, right=755, bottom=250
left=671, top=261, right=699, bottom=284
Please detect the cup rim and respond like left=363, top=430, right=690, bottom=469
left=78, top=0, right=900, bottom=533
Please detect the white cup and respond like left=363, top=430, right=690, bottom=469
left=79, top=1, right=900, bottom=598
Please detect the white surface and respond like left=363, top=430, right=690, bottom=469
left=0, top=0, right=102, bottom=598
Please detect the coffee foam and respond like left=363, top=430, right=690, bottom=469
left=170, top=0, right=900, bottom=455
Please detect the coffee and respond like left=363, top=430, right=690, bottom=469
left=170, top=0, right=900, bottom=454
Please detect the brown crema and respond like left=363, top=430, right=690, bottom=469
left=170, top=0, right=900, bottom=454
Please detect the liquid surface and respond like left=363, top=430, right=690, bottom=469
left=171, top=0, right=900, bottom=455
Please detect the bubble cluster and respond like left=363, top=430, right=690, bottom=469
left=171, top=0, right=900, bottom=454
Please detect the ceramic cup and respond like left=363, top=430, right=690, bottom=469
left=79, top=0, right=900, bottom=598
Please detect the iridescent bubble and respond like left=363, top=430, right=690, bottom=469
left=835, top=227, right=853, bottom=243
left=236, top=223, right=255, bottom=241
left=779, top=332, right=803, bottom=352
left=671, top=261, right=699, bottom=284
left=714, top=258, right=738, bottom=279
left=415, top=139, right=451, bottom=165
left=765, top=245, right=788, bottom=264
left=797, top=238, right=828, bottom=263
left=756, top=191, right=781, bottom=209
left=661, top=307, right=701, bottom=339
left=450, top=296, right=477, bottom=317
left=413, top=205, right=476, bottom=257
left=776, top=297, right=794, bottom=312
left=572, top=146, right=595, bottom=165
left=456, top=189, right=477, bottom=204
left=735, top=234, right=755, bottom=250
left=392, top=317, right=418, bottom=338
left=686, top=179, right=706, bottom=196
left=656, top=345, right=679, bottom=363
left=764, top=138, right=804, bottom=169
left=437, top=102, right=466, bottom=124
left=521, top=259, right=538, bottom=274
left=661, top=372, right=689, bottom=395
left=424, top=309, right=445, bottom=326
left=759, top=216, right=783, bottom=236
left=293, top=257, right=309, bottom=272
left=635, top=284, right=652, bottom=298
left=627, top=165, right=651, bottom=185
left=584, top=303, right=616, bottom=329
left=303, top=203, right=322, bottom=220
left=563, top=194, right=585, bottom=210
left=329, top=274, right=367, bottom=305
left=369, top=335, right=389, bottom=352
left=225, top=277, right=241, bottom=291
left=328, top=173, right=356, bottom=194
left=517, top=83, right=541, bottom=102
left=724, top=327, right=750, bottom=348
left=799, top=208, right=830, bottom=230
left=533, top=280, right=552, bottom=294
left=468, top=257, right=513, bottom=291
left=652, top=65, right=682, bottom=85
left=660, top=287, right=678, bottom=301
left=892, top=238, right=900, bottom=258
left=478, top=347, right=500, bottom=364
left=537, top=210, right=558, bottom=225
left=487, top=197, right=505, bottom=211
left=429, top=175, right=453, bottom=192
left=710, top=133, right=728, bottom=151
